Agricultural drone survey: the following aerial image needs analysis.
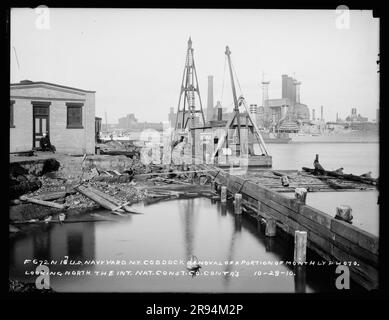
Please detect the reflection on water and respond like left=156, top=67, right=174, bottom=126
left=9, top=198, right=361, bottom=293
left=9, top=223, right=96, bottom=288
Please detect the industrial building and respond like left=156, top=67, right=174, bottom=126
left=118, top=113, right=163, bottom=131
left=10, top=80, right=96, bottom=154
left=261, top=74, right=310, bottom=131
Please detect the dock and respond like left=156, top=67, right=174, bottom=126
left=198, top=163, right=379, bottom=290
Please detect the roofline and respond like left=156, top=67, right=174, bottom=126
left=10, top=81, right=96, bottom=93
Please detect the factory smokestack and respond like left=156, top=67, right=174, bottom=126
left=216, top=101, right=223, bottom=121
left=262, top=81, right=270, bottom=109
left=321, top=106, right=324, bottom=121
left=312, top=109, right=316, bottom=121
left=207, top=75, right=214, bottom=121
left=282, top=75, right=288, bottom=99
left=295, top=81, right=301, bottom=104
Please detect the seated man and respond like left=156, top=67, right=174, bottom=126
left=40, top=133, right=56, bottom=153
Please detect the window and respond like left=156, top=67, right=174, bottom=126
left=10, top=100, right=15, bottom=127
left=66, top=103, right=83, bottom=128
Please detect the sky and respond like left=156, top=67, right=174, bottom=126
left=10, top=8, right=379, bottom=123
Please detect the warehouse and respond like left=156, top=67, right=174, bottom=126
left=10, top=80, right=96, bottom=154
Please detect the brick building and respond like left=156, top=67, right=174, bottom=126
left=10, top=80, right=96, bottom=154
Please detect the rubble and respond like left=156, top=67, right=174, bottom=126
left=9, top=153, right=213, bottom=230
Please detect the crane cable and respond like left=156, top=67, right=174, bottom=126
left=220, top=55, right=227, bottom=106
left=231, top=59, right=244, bottom=98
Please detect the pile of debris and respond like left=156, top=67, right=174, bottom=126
left=9, top=154, right=215, bottom=231
left=9, top=159, right=60, bottom=199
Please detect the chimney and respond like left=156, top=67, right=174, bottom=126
left=262, top=81, right=270, bottom=109
left=289, top=77, right=296, bottom=103
left=312, top=109, right=316, bottom=121
left=216, top=101, right=223, bottom=121
left=282, top=75, right=288, bottom=99
left=207, top=75, right=214, bottom=121
left=295, top=81, right=301, bottom=104
left=321, top=106, right=324, bottom=121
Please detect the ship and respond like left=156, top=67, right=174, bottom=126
left=261, top=131, right=292, bottom=144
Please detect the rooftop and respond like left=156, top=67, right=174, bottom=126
left=10, top=80, right=95, bottom=93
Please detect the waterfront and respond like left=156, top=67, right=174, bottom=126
left=267, top=142, right=379, bottom=235
left=9, top=197, right=361, bottom=293
left=9, top=142, right=379, bottom=292
left=267, top=142, right=379, bottom=178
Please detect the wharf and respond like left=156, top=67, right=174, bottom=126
left=199, top=163, right=379, bottom=290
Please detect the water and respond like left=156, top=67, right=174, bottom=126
left=267, top=143, right=379, bottom=236
left=9, top=198, right=355, bottom=293
left=9, top=143, right=377, bottom=292
left=284, top=191, right=378, bottom=236
left=267, top=142, right=379, bottom=178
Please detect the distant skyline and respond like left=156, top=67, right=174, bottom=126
left=10, top=8, right=379, bottom=123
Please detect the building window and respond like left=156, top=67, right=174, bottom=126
left=10, top=100, right=15, bottom=128
left=66, top=103, right=83, bottom=128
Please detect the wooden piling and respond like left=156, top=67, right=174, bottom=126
left=281, top=176, right=289, bottom=187
left=335, top=205, right=353, bottom=223
left=294, top=231, right=307, bottom=263
left=265, top=218, right=277, bottom=237
left=234, top=193, right=242, bottom=214
left=295, top=188, right=307, bottom=204
left=221, top=186, right=227, bottom=203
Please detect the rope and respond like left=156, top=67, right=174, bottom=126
left=231, top=59, right=244, bottom=97
left=237, top=179, right=250, bottom=194
left=212, top=169, right=222, bottom=182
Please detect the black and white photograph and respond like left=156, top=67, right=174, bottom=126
left=7, top=5, right=383, bottom=301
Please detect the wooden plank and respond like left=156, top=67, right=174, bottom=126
left=331, top=244, right=378, bottom=289
left=332, top=232, right=379, bottom=267
left=75, top=185, right=124, bottom=212
left=32, top=190, right=75, bottom=201
left=299, top=205, right=332, bottom=229
left=19, top=196, right=66, bottom=210
left=331, top=218, right=379, bottom=255
left=87, top=186, right=133, bottom=213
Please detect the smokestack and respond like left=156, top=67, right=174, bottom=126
left=295, top=81, right=301, bottom=104
left=207, top=75, right=214, bottom=121
left=312, top=109, right=316, bottom=121
left=336, top=112, right=338, bottom=122
left=282, top=75, right=288, bottom=99
left=321, top=106, right=324, bottom=121
left=216, top=101, right=223, bottom=121
left=289, top=77, right=296, bottom=103
left=262, top=81, right=270, bottom=108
